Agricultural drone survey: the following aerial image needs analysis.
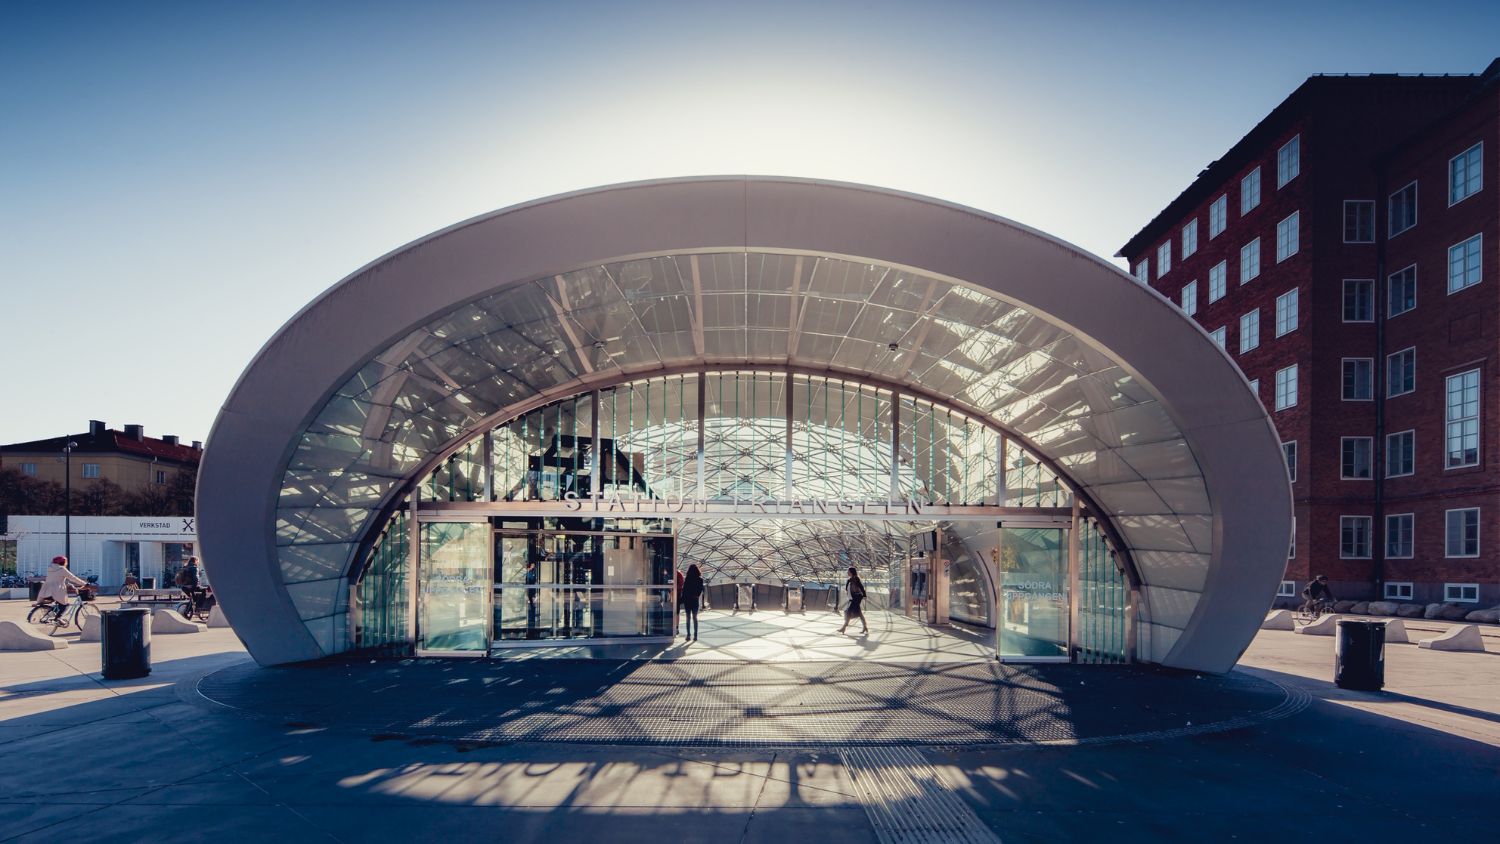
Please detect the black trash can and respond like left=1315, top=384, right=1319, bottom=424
left=28, top=580, right=42, bottom=602
left=1335, top=619, right=1385, bottom=691
left=140, top=577, right=156, bottom=589
left=101, top=608, right=152, bottom=680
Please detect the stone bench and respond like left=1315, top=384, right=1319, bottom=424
left=150, top=609, right=202, bottom=634
left=1261, top=610, right=1295, bottom=631
left=1295, top=614, right=1340, bottom=635
left=0, top=620, right=68, bottom=651
left=207, top=605, right=231, bottom=628
left=1418, top=624, right=1485, bottom=652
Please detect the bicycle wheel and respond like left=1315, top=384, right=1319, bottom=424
left=26, top=605, right=50, bottom=624
left=118, top=585, right=137, bottom=602
left=175, top=600, right=193, bottom=618
left=75, top=603, right=99, bottom=631
left=48, top=612, right=68, bottom=636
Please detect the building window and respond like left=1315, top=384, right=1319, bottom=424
left=1389, top=181, right=1417, bottom=236
left=1239, top=309, right=1260, bottom=353
left=1342, top=279, right=1374, bottom=322
left=1343, top=200, right=1374, bottom=243
left=1341, top=437, right=1373, bottom=480
left=1274, top=365, right=1298, bottom=411
left=1342, top=358, right=1373, bottom=401
left=1240, top=238, right=1261, bottom=284
left=1386, top=514, right=1414, bottom=559
left=1275, top=211, right=1299, bottom=263
left=1288, top=516, right=1297, bottom=558
left=1445, top=508, right=1480, bottom=558
left=1209, top=326, right=1226, bottom=350
left=1384, top=581, right=1414, bottom=599
left=81, top=463, right=100, bottom=479
left=1448, top=233, right=1482, bottom=293
left=1445, top=583, right=1480, bottom=603
left=1209, top=194, right=1227, bottom=238
left=1340, top=515, right=1372, bottom=559
left=20, top=463, right=37, bottom=476
left=1387, top=265, right=1416, bottom=317
left=1277, top=580, right=1296, bottom=598
left=1277, top=135, right=1300, bottom=187
left=1241, top=167, right=1261, bottom=214
left=1385, top=429, right=1414, bottom=477
left=1445, top=369, right=1480, bottom=468
left=1282, top=441, right=1297, bottom=482
left=1180, top=281, right=1198, bottom=316
left=1449, top=141, right=1482, bottom=205
left=1182, top=219, right=1198, bottom=259
left=1156, top=241, right=1172, bottom=278
left=1386, top=347, right=1415, bottom=398
left=155, top=470, right=167, bottom=485
left=1249, top=377, right=1260, bottom=397
left=1208, top=261, right=1227, bottom=302
left=1275, top=288, right=1298, bottom=336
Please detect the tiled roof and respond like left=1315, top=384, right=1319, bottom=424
left=1, top=429, right=202, bottom=465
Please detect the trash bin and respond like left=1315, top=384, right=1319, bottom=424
left=101, top=608, right=152, bottom=680
left=1335, top=619, right=1385, bottom=691
left=28, top=580, right=42, bottom=602
left=140, top=577, right=156, bottom=589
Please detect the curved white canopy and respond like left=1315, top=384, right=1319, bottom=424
left=199, top=177, right=1291, bottom=672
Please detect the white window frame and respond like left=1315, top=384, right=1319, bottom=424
left=1209, top=326, right=1226, bottom=350
left=1208, top=261, right=1227, bottom=302
left=1277, top=135, right=1300, bottom=188
left=1276, top=211, right=1300, bottom=262
left=1449, top=141, right=1482, bottom=206
left=1445, top=369, right=1481, bottom=469
left=1275, top=288, right=1298, bottom=337
left=1387, top=264, right=1417, bottom=318
left=1342, top=200, right=1374, bottom=244
left=1339, top=515, right=1372, bottom=559
left=1274, top=364, right=1298, bottom=411
left=1342, top=279, right=1374, bottom=323
left=20, top=462, right=37, bottom=476
left=1240, top=238, right=1261, bottom=284
left=1238, top=309, right=1260, bottom=354
left=1342, top=357, right=1374, bottom=401
left=1445, top=508, right=1480, bottom=558
left=1182, top=219, right=1198, bottom=259
left=1276, top=580, right=1296, bottom=598
left=1385, top=514, right=1414, bottom=560
left=81, top=463, right=100, bottom=479
left=1340, top=436, right=1374, bottom=480
left=1383, top=581, right=1414, bottom=599
left=1249, top=377, right=1260, bottom=397
left=1386, top=347, right=1416, bottom=398
left=1241, top=167, right=1261, bottom=214
left=1209, top=194, right=1227, bottom=238
left=1385, top=429, right=1415, bottom=478
left=1180, top=280, right=1198, bottom=316
left=1156, top=241, right=1172, bottom=278
left=1288, top=515, right=1297, bottom=559
left=1448, top=233, right=1482, bottom=294
left=1133, top=261, right=1149, bottom=284
left=1282, top=440, right=1297, bottom=482
left=1444, top=583, right=1480, bottom=603
left=1389, top=180, right=1417, bottom=237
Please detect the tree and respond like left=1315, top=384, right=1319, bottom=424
left=0, top=467, right=66, bottom=515
left=73, top=478, right=127, bottom=516
left=166, top=465, right=197, bottom=516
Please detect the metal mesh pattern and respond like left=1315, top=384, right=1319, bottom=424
left=195, top=658, right=1289, bottom=748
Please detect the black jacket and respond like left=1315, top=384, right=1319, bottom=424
left=681, top=573, right=704, bottom=606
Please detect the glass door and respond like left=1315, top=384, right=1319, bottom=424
left=997, top=526, right=1070, bottom=661
left=418, top=521, right=492, bottom=654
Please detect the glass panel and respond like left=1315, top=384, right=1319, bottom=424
left=998, top=527, right=1069, bottom=659
left=418, top=522, right=491, bottom=652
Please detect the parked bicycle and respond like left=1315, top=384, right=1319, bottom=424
left=117, top=572, right=140, bottom=602
left=27, top=586, right=100, bottom=635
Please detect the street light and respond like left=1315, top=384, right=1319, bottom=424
left=62, top=441, right=77, bottom=560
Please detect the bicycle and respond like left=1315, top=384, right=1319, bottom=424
left=117, top=573, right=140, bottom=603
left=27, top=587, right=100, bottom=635
left=175, top=586, right=216, bottom=622
left=1294, top=598, right=1335, bottom=624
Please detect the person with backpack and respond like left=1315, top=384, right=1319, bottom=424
left=838, top=566, right=868, bottom=635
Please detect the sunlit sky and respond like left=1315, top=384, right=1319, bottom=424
left=3, top=1, right=1497, bottom=445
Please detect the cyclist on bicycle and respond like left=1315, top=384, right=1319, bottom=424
left=39, top=555, right=89, bottom=621
left=1300, top=574, right=1335, bottom=614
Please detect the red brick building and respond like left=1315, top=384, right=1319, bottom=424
left=1119, top=59, right=1500, bottom=607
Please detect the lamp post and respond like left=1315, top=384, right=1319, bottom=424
left=62, top=441, right=77, bottom=560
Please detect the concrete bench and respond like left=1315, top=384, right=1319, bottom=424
left=1295, top=614, right=1339, bottom=635
left=150, top=609, right=202, bottom=634
left=79, top=613, right=103, bottom=642
left=1383, top=618, right=1410, bottom=644
left=1418, top=624, right=1485, bottom=652
left=0, top=620, right=68, bottom=650
left=207, top=605, right=231, bottom=628
left=1261, top=610, right=1295, bottom=631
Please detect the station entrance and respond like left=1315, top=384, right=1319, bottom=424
left=354, top=368, right=1134, bottom=664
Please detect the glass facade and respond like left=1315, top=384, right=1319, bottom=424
left=1076, top=516, right=1129, bottom=663
left=997, top=527, right=1070, bottom=659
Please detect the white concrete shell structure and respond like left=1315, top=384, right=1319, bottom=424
left=198, top=177, right=1291, bottom=673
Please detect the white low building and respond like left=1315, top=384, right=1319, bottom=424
left=2, top=515, right=199, bottom=588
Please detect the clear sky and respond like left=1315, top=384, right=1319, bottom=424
left=3, top=0, right=1497, bottom=445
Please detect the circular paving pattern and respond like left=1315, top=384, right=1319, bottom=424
left=192, top=658, right=1308, bottom=748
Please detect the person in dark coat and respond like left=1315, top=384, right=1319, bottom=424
left=680, top=564, right=705, bottom=641
left=839, top=566, right=868, bottom=635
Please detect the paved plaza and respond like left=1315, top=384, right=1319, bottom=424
left=1, top=599, right=1498, bottom=843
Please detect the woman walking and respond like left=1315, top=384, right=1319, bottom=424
left=680, top=564, right=705, bottom=641
left=838, top=566, right=867, bottom=635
